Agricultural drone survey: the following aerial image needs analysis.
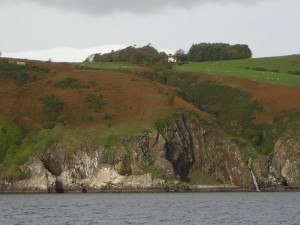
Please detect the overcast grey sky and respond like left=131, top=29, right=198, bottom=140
left=1, top=0, right=300, bottom=62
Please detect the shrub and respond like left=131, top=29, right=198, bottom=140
left=41, top=95, right=64, bottom=122
left=0, top=61, right=50, bottom=86
left=2, top=72, right=36, bottom=86
left=85, top=94, right=106, bottom=112
left=252, top=67, right=268, bottom=72
left=288, top=70, right=300, bottom=75
left=89, top=81, right=97, bottom=86
left=102, top=113, right=114, bottom=121
left=54, top=77, right=88, bottom=89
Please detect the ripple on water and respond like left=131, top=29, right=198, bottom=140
left=0, top=193, right=300, bottom=225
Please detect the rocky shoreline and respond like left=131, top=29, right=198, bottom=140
left=1, top=182, right=299, bottom=194
left=1, top=114, right=300, bottom=194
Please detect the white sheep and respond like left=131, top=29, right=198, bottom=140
left=17, top=61, right=26, bottom=66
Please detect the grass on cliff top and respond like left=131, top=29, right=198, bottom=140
left=0, top=122, right=160, bottom=179
left=176, top=55, right=300, bottom=87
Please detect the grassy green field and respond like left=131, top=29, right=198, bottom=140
left=78, top=62, right=138, bottom=70
left=176, top=55, right=300, bottom=87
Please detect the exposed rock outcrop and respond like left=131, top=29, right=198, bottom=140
left=1, top=159, right=56, bottom=192
left=1, top=114, right=300, bottom=193
left=253, top=132, right=300, bottom=189
left=157, top=114, right=253, bottom=188
left=3, top=145, right=165, bottom=193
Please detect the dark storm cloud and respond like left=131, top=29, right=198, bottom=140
left=1, top=0, right=262, bottom=15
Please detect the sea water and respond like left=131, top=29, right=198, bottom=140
left=0, top=192, right=300, bottom=225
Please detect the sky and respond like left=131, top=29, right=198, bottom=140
left=0, top=0, right=300, bottom=62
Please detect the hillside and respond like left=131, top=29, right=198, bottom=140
left=176, top=55, right=300, bottom=87
left=0, top=58, right=208, bottom=181
left=1, top=56, right=300, bottom=193
left=176, top=55, right=300, bottom=123
left=0, top=59, right=176, bottom=131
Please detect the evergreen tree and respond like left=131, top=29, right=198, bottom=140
left=187, top=43, right=252, bottom=62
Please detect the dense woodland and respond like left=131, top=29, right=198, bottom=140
left=87, top=45, right=168, bottom=67
left=86, top=43, right=252, bottom=66
left=187, top=43, right=252, bottom=62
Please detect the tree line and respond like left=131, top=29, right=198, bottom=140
left=187, top=43, right=252, bottom=62
left=86, top=45, right=168, bottom=67
left=85, top=42, right=252, bottom=66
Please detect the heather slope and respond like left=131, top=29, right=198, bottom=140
left=1, top=57, right=300, bottom=192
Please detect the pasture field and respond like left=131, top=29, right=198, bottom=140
left=78, top=61, right=138, bottom=70
left=176, top=55, right=300, bottom=87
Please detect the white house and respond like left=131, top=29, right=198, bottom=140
left=168, top=56, right=177, bottom=63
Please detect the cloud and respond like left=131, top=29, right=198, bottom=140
left=2, top=45, right=176, bottom=62
left=2, top=45, right=128, bottom=62
left=1, top=0, right=264, bottom=15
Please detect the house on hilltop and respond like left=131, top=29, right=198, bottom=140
left=168, top=55, right=177, bottom=63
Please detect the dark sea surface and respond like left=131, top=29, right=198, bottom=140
left=0, top=192, right=300, bottom=225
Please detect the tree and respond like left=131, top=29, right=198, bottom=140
left=187, top=43, right=252, bottom=62
left=90, top=45, right=168, bottom=67
left=174, top=49, right=187, bottom=62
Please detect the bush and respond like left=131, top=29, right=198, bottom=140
left=41, top=95, right=64, bottom=122
left=85, top=94, right=106, bottom=112
left=102, top=113, right=114, bottom=121
left=54, top=77, right=89, bottom=89
left=288, top=70, right=300, bottom=75
left=3, top=72, right=36, bottom=86
left=252, top=67, right=268, bottom=72
left=0, top=61, right=51, bottom=86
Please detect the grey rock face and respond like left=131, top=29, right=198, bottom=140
left=268, top=132, right=300, bottom=186
left=1, top=114, right=300, bottom=192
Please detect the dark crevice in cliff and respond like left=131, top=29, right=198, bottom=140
left=164, top=115, right=196, bottom=182
left=181, top=114, right=195, bottom=164
left=55, top=180, right=64, bottom=193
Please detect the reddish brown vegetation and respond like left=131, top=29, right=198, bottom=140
left=176, top=71, right=300, bottom=123
left=214, top=75, right=300, bottom=123
left=2, top=59, right=299, bottom=133
left=0, top=60, right=207, bottom=132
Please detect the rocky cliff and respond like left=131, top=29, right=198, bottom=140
left=1, top=113, right=300, bottom=193
left=253, top=131, right=300, bottom=189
